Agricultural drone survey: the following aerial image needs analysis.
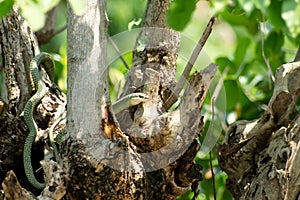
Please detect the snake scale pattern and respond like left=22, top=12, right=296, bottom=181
left=23, top=53, right=149, bottom=189
left=23, top=53, right=54, bottom=189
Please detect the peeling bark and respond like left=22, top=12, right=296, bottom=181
left=63, top=0, right=214, bottom=199
left=1, top=1, right=216, bottom=199
left=217, top=61, right=300, bottom=200
left=0, top=6, right=66, bottom=198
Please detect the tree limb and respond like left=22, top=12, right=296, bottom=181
left=163, top=17, right=215, bottom=110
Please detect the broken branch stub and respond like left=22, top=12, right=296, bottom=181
left=217, top=61, right=300, bottom=199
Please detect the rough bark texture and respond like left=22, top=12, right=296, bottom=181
left=0, top=6, right=66, bottom=199
left=63, top=0, right=214, bottom=199
left=1, top=1, right=215, bottom=199
left=217, top=61, right=300, bottom=200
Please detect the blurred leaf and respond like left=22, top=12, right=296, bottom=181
left=224, top=80, right=240, bottom=111
left=209, top=0, right=229, bottom=15
left=19, top=0, right=60, bottom=31
left=234, top=37, right=250, bottom=66
left=40, top=0, right=60, bottom=11
left=215, top=57, right=237, bottom=74
left=246, top=8, right=261, bottom=34
left=107, top=0, right=146, bottom=34
left=176, top=190, right=194, bottom=200
left=237, top=0, right=254, bottom=14
left=68, top=0, right=87, bottom=16
left=282, top=0, right=300, bottom=40
left=239, top=74, right=266, bottom=101
left=20, top=1, right=45, bottom=31
left=0, top=0, right=14, bottom=19
left=265, top=31, right=284, bottom=67
left=252, top=0, right=270, bottom=13
left=266, top=0, right=286, bottom=30
left=167, top=0, right=198, bottom=31
left=227, top=5, right=245, bottom=16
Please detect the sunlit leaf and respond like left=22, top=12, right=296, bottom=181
left=18, top=0, right=60, bottom=31
left=40, top=0, right=60, bottom=12
left=282, top=0, right=300, bottom=40
left=237, top=0, right=254, bottom=14
left=68, top=0, right=87, bottom=16
left=20, top=1, right=45, bottom=31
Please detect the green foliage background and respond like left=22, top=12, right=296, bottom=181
left=1, top=0, right=300, bottom=199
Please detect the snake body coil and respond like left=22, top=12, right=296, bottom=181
left=23, top=53, right=149, bottom=189
left=23, top=53, right=54, bottom=189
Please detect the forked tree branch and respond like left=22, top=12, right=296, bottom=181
left=163, top=17, right=215, bottom=110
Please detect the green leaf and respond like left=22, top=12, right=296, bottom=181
left=40, top=0, right=60, bottom=12
left=234, top=37, right=250, bottom=66
left=209, top=0, right=229, bottom=15
left=227, top=6, right=245, bottom=16
left=0, top=0, right=14, bottom=19
left=19, top=0, right=60, bottom=31
left=215, top=57, right=237, bottom=74
left=264, top=31, right=284, bottom=69
left=224, top=80, right=240, bottom=111
left=221, top=8, right=247, bottom=26
left=282, top=0, right=300, bottom=40
left=266, top=0, right=286, bottom=30
left=20, top=1, right=45, bottom=31
left=239, top=74, right=266, bottom=101
left=68, top=0, right=87, bottom=16
left=265, top=31, right=284, bottom=55
left=252, top=0, right=270, bottom=13
left=167, top=0, right=197, bottom=31
left=237, top=0, right=254, bottom=15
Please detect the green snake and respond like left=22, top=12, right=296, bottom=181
left=23, top=53, right=149, bottom=189
left=23, top=53, right=54, bottom=189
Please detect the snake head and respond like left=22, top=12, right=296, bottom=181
left=129, top=93, right=149, bottom=106
left=112, top=92, right=149, bottom=114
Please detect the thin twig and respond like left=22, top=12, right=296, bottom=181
left=209, top=97, right=217, bottom=200
left=163, top=16, right=215, bottom=110
left=108, top=35, right=130, bottom=69
left=191, top=181, right=200, bottom=200
left=204, top=66, right=228, bottom=124
left=53, top=25, right=67, bottom=36
left=259, top=19, right=274, bottom=87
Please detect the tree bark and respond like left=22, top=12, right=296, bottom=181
left=217, top=61, right=300, bottom=199
left=1, top=1, right=216, bottom=199
left=0, top=6, right=66, bottom=199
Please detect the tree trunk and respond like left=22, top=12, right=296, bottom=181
left=0, top=1, right=216, bottom=199
left=62, top=0, right=214, bottom=199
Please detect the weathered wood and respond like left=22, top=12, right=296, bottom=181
left=1, top=1, right=216, bottom=199
left=0, top=6, right=67, bottom=198
left=217, top=61, right=300, bottom=199
left=2, top=171, right=34, bottom=200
